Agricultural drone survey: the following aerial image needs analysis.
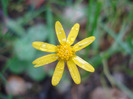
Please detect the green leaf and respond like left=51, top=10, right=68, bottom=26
left=27, top=24, right=48, bottom=42
left=27, top=65, right=46, bottom=81
left=14, top=24, right=48, bottom=61
left=46, top=6, right=55, bottom=44
left=5, top=19, right=25, bottom=36
left=126, top=35, right=133, bottom=53
left=1, top=0, right=9, bottom=16
left=14, top=37, right=35, bottom=61
left=7, top=57, right=27, bottom=74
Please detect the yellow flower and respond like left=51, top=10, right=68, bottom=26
left=32, top=21, right=95, bottom=86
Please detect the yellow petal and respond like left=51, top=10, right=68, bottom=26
left=67, top=23, right=80, bottom=45
left=67, top=59, right=81, bottom=84
left=52, top=60, right=65, bottom=86
left=32, top=41, right=57, bottom=52
left=72, top=56, right=95, bottom=72
left=32, top=54, right=58, bottom=67
left=73, top=36, right=95, bottom=52
left=55, top=21, right=66, bottom=44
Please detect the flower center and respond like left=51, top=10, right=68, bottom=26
left=57, top=44, right=75, bottom=61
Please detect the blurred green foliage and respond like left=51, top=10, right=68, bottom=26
left=5, top=22, right=48, bottom=80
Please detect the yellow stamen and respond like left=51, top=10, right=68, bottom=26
left=57, top=44, right=75, bottom=61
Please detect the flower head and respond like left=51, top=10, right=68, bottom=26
left=32, top=21, right=95, bottom=86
